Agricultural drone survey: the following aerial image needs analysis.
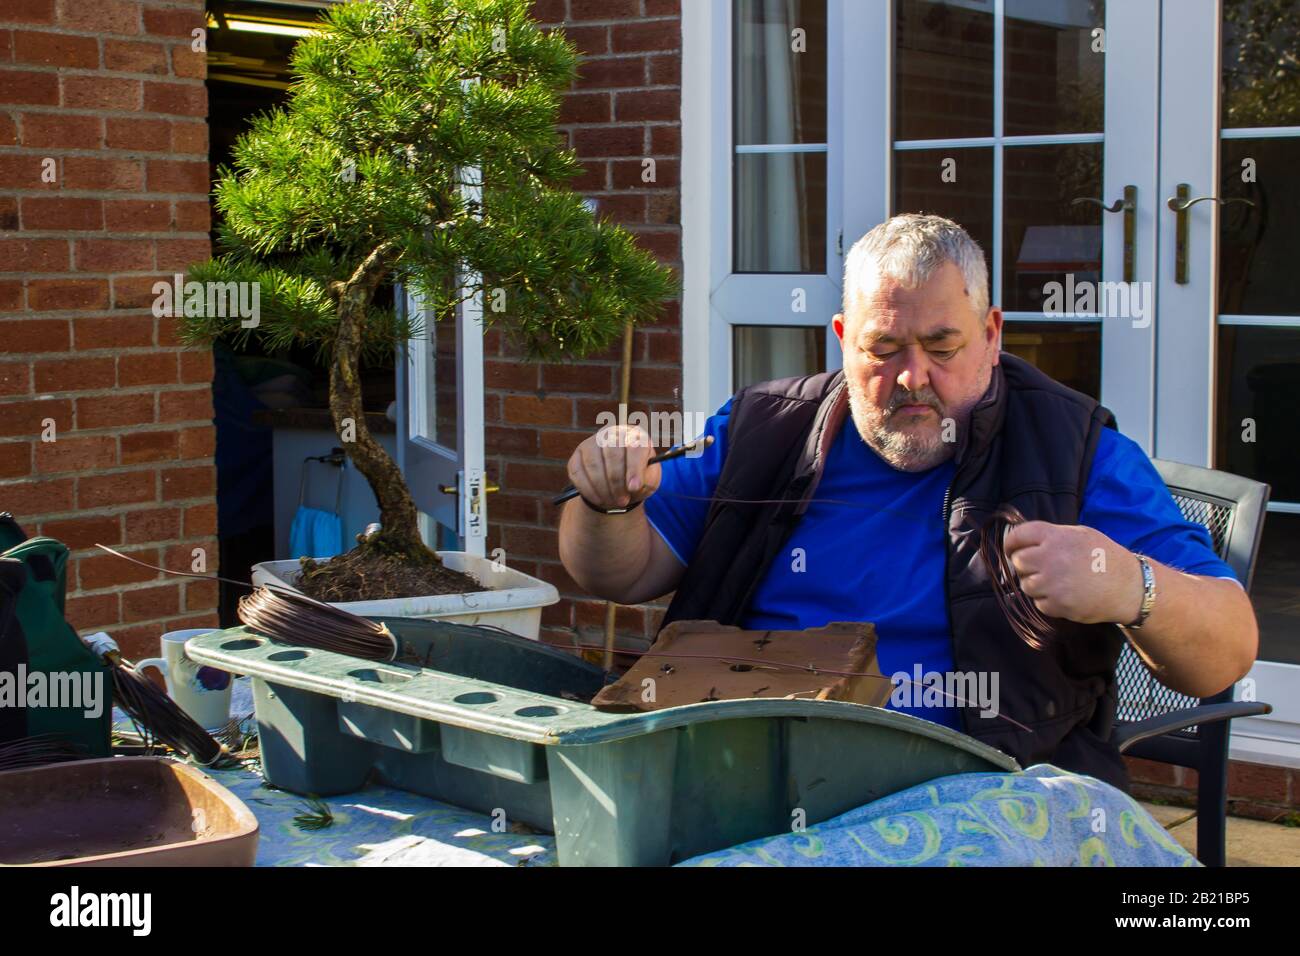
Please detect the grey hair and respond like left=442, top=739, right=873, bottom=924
left=842, top=214, right=990, bottom=321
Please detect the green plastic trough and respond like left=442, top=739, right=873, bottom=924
left=186, top=619, right=1019, bottom=866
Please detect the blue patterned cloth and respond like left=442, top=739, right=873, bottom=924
left=679, top=764, right=1198, bottom=867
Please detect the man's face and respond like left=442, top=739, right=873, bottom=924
left=832, top=261, right=1003, bottom=472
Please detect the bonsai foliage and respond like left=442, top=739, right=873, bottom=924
left=180, top=0, right=677, bottom=567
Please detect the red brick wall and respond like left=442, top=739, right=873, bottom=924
left=484, top=0, right=683, bottom=656
left=0, top=0, right=216, bottom=660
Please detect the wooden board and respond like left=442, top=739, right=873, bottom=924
left=591, top=619, right=891, bottom=713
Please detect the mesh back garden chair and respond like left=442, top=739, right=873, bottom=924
left=1110, top=459, right=1273, bottom=867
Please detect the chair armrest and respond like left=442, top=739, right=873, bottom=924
left=1113, top=701, right=1273, bottom=752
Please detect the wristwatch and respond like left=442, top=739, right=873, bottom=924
left=581, top=495, right=642, bottom=516
left=1125, top=554, right=1157, bottom=629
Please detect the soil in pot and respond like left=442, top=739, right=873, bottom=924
left=295, top=546, right=483, bottom=602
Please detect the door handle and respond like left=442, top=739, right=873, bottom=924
left=439, top=482, right=499, bottom=494
left=1071, top=185, right=1137, bottom=282
left=1166, top=184, right=1255, bottom=284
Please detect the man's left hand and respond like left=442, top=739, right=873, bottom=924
left=1001, top=521, right=1142, bottom=626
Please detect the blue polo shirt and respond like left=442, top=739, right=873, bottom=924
left=643, top=396, right=1237, bottom=730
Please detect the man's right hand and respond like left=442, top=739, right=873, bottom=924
left=566, top=425, right=662, bottom=512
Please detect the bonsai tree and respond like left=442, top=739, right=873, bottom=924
left=180, top=0, right=676, bottom=590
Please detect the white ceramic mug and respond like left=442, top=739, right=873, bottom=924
left=137, top=629, right=232, bottom=731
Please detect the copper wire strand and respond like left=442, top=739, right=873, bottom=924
left=978, top=505, right=1055, bottom=650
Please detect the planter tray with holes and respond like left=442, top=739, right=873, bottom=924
left=185, top=618, right=1018, bottom=867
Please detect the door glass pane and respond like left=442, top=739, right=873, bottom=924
left=893, top=146, right=994, bottom=270
left=1002, top=143, right=1103, bottom=313
left=1219, top=138, right=1300, bottom=316
left=733, top=325, right=826, bottom=390
left=735, top=153, right=828, bottom=273
left=734, top=0, right=827, bottom=145
left=1002, top=323, right=1100, bottom=398
left=1252, top=514, right=1300, bottom=665
left=895, top=0, right=994, bottom=140
left=1004, top=0, right=1105, bottom=135
left=1221, top=0, right=1300, bottom=129
left=410, top=302, right=459, bottom=453
left=1216, top=326, right=1300, bottom=501
left=733, top=0, right=828, bottom=275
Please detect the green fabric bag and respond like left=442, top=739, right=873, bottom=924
left=0, top=512, right=112, bottom=758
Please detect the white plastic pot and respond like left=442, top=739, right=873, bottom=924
left=250, top=551, right=558, bottom=641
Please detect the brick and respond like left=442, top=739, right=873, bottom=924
left=486, top=491, right=537, bottom=524
left=78, top=469, right=156, bottom=508
left=1228, top=760, right=1289, bottom=803
left=0, top=318, right=67, bottom=353
left=157, top=387, right=212, bottom=424
left=42, top=514, right=120, bottom=550
left=122, top=583, right=180, bottom=621
left=124, top=505, right=180, bottom=543
left=170, top=46, right=205, bottom=80
left=538, top=428, right=586, bottom=460
left=142, top=80, right=204, bottom=117
left=529, top=0, right=566, bottom=24
left=615, top=89, right=677, bottom=122
left=0, top=195, right=15, bottom=230
left=160, top=464, right=212, bottom=500
left=13, top=29, right=99, bottom=68
left=118, top=351, right=176, bottom=387
left=596, top=192, right=646, bottom=223
left=612, top=157, right=678, bottom=188
left=643, top=329, right=680, bottom=363
left=0, top=395, right=69, bottom=442
left=576, top=56, right=646, bottom=89
left=611, top=21, right=678, bottom=54
left=105, top=198, right=169, bottom=231
left=575, top=600, right=645, bottom=632
left=485, top=424, right=539, bottom=456
left=75, top=238, right=153, bottom=272
left=0, top=440, right=31, bottom=477
left=27, top=278, right=110, bottom=311
left=182, top=502, right=215, bottom=537
left=146, top=158, right=207, bottom=193
left=3, top=474, right=73, bottom=514
left=154, top=237, right=209, bottom=270
left=648, top=53, right=680, bottom=86
left=542, top=362, right=614, bottom=393
left=0, top=361, right=29, bottom=397
left=163, top=540, right=215, bottom=572
left=485, top=359, right=537, bottom=390
left=176, top=424, right=213, bottom=458
left=569, top=160, right=606, bottom=192
left=502, top=524, right=559, bottom=560
left=559, top=91, right=611, bottom=124
left=104, top=38, right=167, bottom=74
left=19, top=111, right=98, bottom=148
left=184, top=577, right=217, bottom=612
left=73, top=313, right=153, bottom=348
left=120, top=429, right=178, bottom=463
left=55, top=0, right=141, bottom=35
left=35, top=433, right=117, bottom=473
left=172, top=199, right=208, bottom=232
left=178, top=349, right=211, bottom=384
left=75, top=391, right=154, bottom=429
left=21, top=196, right=103, bottom=230
left=1123, top=756, right=1178, bottom=786
left=554, top=24, right=607, bottom=56
left=0, top=68, right=58, bottom=105
left=504, top=459, right=568, bottom=492
left=0, top=0, right=56, bottom=25
left=62, top=75, right=142, bottom=111
left=62, top=155, right=143, bottom=191
left=111, top=273, right=167, bottom=309
left=105, top=116, right=169, bottom=151
left=33, top=354, right=115, bottom=391
left=141, top=6, right=202, bottom=37
left=65, top=592, right=120, bottom=631
left=0, top=280, right=24, bottom=311
left=0, top=237, right=67, bottom=272
left=572, top=126, right=642, bottom=157
left=77, top=547, right=161, bottom=590
left=649, top=124, right=680, bottom=154
left=169, top=119, right=206, bottom=154
left=644, top=0, right=682, bottom=14
left=646, top=191, right=679, bottom=224
left=503, top=393, right=573, bottom=426
left=627, top=227, right=678, bottom=262
left=570, top=0, right=639, bottom=17
left=0, top=113, right=15, bottom=147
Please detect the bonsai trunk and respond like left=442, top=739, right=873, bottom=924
left=329, top=243, right=439, bottom=568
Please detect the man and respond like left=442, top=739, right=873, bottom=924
left=558, top=214, right=1257, bottom=791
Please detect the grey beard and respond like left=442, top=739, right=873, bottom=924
left=850, top=387, right=956, bottom=472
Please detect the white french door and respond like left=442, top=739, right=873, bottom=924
left=685, top=0, right=1300, bottom=764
